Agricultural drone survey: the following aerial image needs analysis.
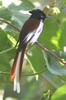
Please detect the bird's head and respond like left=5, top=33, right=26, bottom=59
left=29, top=9, right=47, bottom=21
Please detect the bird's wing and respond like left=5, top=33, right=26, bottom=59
left=18, top=18, right=40, bottom=44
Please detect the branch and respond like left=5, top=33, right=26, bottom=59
left=35, top=41, right=66, bottom=65
left=0, top=18, right=20, bottom=32
left=0, top=18, right=66, bottom=65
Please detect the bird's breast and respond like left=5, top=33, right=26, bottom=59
left=30, top=21, right=44, bottom=44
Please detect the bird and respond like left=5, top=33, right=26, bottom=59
left=10, top=9, right=47, bottom=93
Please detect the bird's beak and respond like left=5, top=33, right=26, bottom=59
left=29, top=11, right=32, bottom=13
left=29, top=10, right=33, bottom=14
left=29, top=9, right=35, bottom=14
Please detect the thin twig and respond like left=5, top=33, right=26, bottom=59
left=0, top=18, right=20, bottom=32
left=35, top=41, right=66, bottom=65
left=0, top=70, right=46, bottom=76
left=0, top=70, right=66, bottom=82
left=0, top=47, right=14, bottom=54
left=0, top=18, right=66, bottom=65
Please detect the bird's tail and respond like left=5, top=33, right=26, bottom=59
left=10, top=43, right=27, bottom=93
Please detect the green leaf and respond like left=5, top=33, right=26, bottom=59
left=41, top=90, right=51, bottom=100
left=0, top=28, right=11, bottom=51
left=27, top=45, right=46, bottom=73
left=51, top=84, right=66, bottom=100
left=0, top=8, right=11, bottom=20
left=39, top=12, right=66, bottom=50
left=9, top=0, right=35, bottom=10
left=0, top=29, right=16, bottom=83
left=43, top=50, right=66, bottom=75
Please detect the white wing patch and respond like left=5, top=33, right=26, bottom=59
left=23, top=21, right=44, bottom=44
left=30, top=21, right=44, bottom=44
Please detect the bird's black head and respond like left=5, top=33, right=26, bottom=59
left=29, top=9, right=47, bottom=21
